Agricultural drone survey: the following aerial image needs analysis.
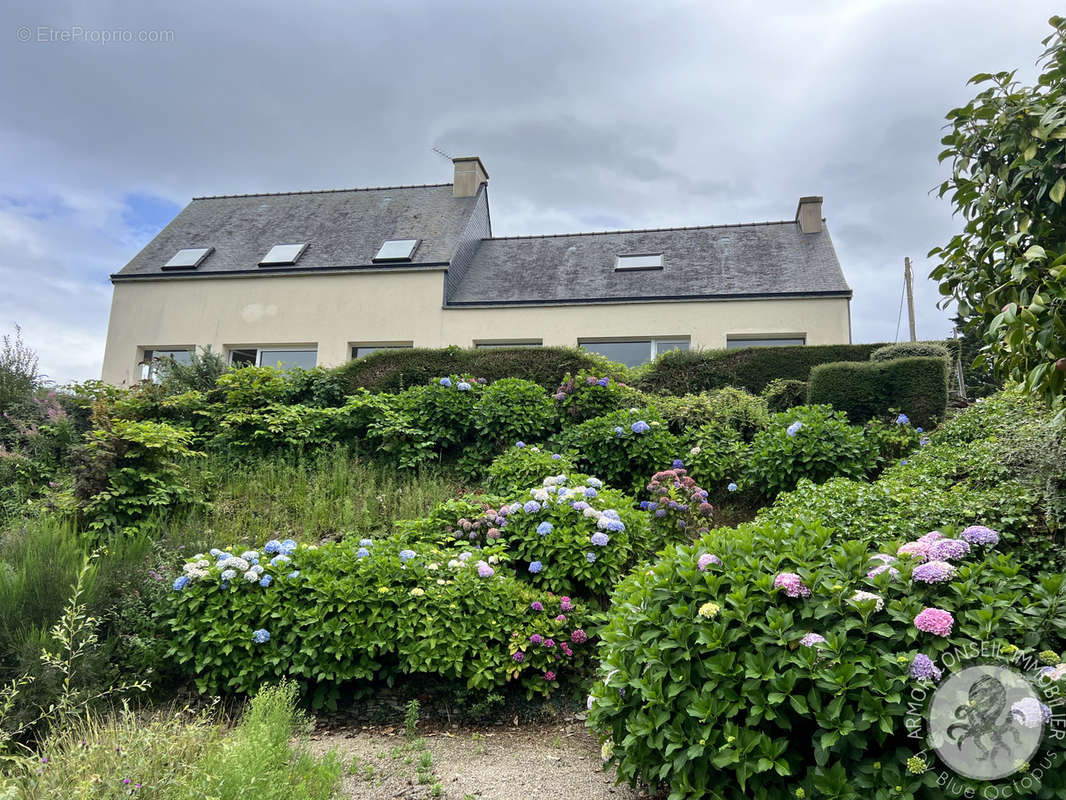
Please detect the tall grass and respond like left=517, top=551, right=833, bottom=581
left=166, top=446, right=469, bottom=546
left=4, top=683, right=340, bottom=799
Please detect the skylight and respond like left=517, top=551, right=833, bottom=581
left=259, top=243, right=309, bottom=266
left=373, top=239, right=420, bottom=262
left=615, top=254, right=663, bottom=271
left=162, top=247, right=213, bottom=270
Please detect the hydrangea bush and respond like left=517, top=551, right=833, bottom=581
left=165, top=536, right=595, bottom=708
left=587, top=517, right=1066, bottom=799
left=552, top=371, right=626, bottom=424
left=555, top=408, right=679, bottom=494
left=680, top=421, right=746, bottom=494
left=486, top=444, right=577, bottom=495
left=641, top=468, right=715, bottom=549
left=744, top=405, right=878, bottom=498
left=473, top=378, right=557, bottom=451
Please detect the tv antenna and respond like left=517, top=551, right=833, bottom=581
left=431, top=146, right=453, bottom=162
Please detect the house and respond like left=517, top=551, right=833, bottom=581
left=100, top=157, right=852, bottom=383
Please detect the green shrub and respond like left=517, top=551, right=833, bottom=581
left=869, top=342, right=949, bottom=362
left=395, top=377, right=484, bottom=455
left=588, top=517, right=1066, bottom=800
left=215, top=367, right=291, bottom=408
left=474, top=378, right=557, bottom=451
left=486, top=444, right=576, bottom=495
left=155, top=345, right=229, bottom=395
left=165, top=536, right=597, bottom=707
left=807, top=357, right=949, bottom=428
left=640, top=468, right=716, bottom=549
left=552, top=371, right=626, bottom=424
left=494, top=474, right=647, bottom=597
left=863, top=415, right=920, bottom=471
left=680, top=422, right=747, bottom=493
left=72, top=418, right=205, bottom=533
left=761, top=378, right=808, bottom=412
left=637, top=343, right=887, bottom=395
left=334, top=346, right=628, bottom=394
left=744, top=406, right=877, bottom=498
left=555, top=409, right=679, bottom=495
left=649, top=387, right=770, bottom=440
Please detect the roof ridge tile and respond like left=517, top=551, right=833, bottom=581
left=191, top=183, right=454, bottom=201
left=484, top=219, right=796, bottom=241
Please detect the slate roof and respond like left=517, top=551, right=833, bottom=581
left=114, top=184, right=478, bottom=277
left=445, top=221, right=850, bottom=305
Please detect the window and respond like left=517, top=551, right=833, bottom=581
left=615, top=253, right=663, bottom=271
left=228, top=347, right=318, bottom=370
left=373, top=239, right=420, bottom=262
left=474, top=340, right=543, bottom=349
left=726, top=336, right=806, bottom=349
left=259, top=243, right=308, bottom=266
left=351, top=343, right=413, bottom=359
left=579, top=338, right=689, bottom=367
left=162, top=247, right=212, bottom=271
left=140, top=348, right=193, bottom=381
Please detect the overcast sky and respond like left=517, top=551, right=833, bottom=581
left=0, top=1, right=1060, bottom=383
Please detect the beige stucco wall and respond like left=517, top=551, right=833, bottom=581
left=100, top=271, right=852, bottom=385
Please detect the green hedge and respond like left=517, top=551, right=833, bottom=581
left=333, top=347, right=625, bottom=393
left=637, top=343, right=887, bottom=395
left=869, top=341, right=949, bottom=361
left=807, top=356, right=948, bottom=427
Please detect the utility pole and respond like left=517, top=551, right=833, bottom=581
left=904, top=257, right=917, bottom=342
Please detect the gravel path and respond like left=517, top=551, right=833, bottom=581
left=309, top=719, right=653, bottom=800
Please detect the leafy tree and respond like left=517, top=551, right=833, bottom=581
left=930, top=17, right=1066, bottom=412
left=0, top=325, right=40, bottom=417
left=155, top=345, right=227, bottom=394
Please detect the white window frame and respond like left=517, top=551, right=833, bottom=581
left=228, top=346, right=319, bottom=369
left=614, top=253, right=664, bottom=271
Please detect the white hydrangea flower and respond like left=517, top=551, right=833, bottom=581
left=447, top=559, right=461, bottom=569
left=488, top=555, right=499, bottom=564
left=533, top=489, right=550, bottom=503
left=240, top=551, right=259, bottom=561
left=243, top=570, right=259, bottom=582
left=596, top=517, right=610, bottom=530
left=587, top=477, right=603, bottom=488
left=583, top=507, right=600, bottom=518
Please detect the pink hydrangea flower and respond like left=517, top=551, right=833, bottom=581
left=799, top=633, right=826, bottom=647
left=560, top=596, right=573, bottom=611
left=476, top=561, right=494, bottom=578
left=914, top=607, right=954, bottom=637
left=774, top=572, right=811, bottom=598
left=570, top=629, right=588, bottom=644
left=544, top=671, right=556, bottom=681
left=697, top=553, right=722, bottom=571
left=897, top=542, right=930, bottom=561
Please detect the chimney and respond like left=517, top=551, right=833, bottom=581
left=452, top=156, right=489, bottom=197
left=795, top=196, right=823, bottom=234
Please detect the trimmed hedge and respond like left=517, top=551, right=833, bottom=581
left=869, top=341, right=949, bottom=361
left=637, top=343, right=887, bottom=395
left=333, top=346, right=626, bottom=393
left=807, top=356, right=948, bottom=427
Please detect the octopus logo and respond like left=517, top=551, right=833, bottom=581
left=927, top=664, right=1045, bottom=780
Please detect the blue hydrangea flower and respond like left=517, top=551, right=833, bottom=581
left=673, top=459, right=685, bottom=469
left=584, top=487, right=598, bottom=498
left=613, top=426, right=624, bottom=437
left=457, top=381, right=471, bottom=391
left=263, top=540, right=282, bottom=554
left=515, top=441, right=526, bottom=448
left=895, top=413, right=910, bottom=425
left=399, top=549, right=416, bottom=562
left=631, top=421, right=651, bottom=434
left=639, top=501, right=650, bottom=510
left=586, top=552, right=597, bottom=563
left=252, top=629, right=270, bottom=644
left=916, top=427, right=924, bottom=433
left=288, top=570, right=300, bottom=578
left=727, top=482, right=738, bottom=492
left=919, top=437, right=930, bottom=447
left=209, top=548, right=221, bottom=557
left=220, top=569, right=237, bottom=581
left=359, top=538, right=373, bottom=547
left=173, top=576, right=190, bottom=591
left=524, top=500, right=541, bottom=513
left=900, top=460, right=908, bottom=465
left=356, top=547, right=370, bottom=558
left=646, top=501, right=658, bottom=510
left=606, top=520, right=625, bottom=532
left=551, top=453, right=562, bottom=460
left=269, top=555, right=290, bottom=567
left=587, top=478, right=602, bottom=488
left=259, top=575, right=273, bottom=587
left=602, top=509, right=619, bottom=519
left=787, top=421, right=804, bottom=437
left=537, top=522, right=553, bottom=536
left=281, top=539, right=297, bottom=552
left=528, top=561, right=543, bottom=574
left=439, top=377, right=452, bottom=388
left=590, top=532, right=610, bottom=546
left=597, top=378, right=609, bottom=386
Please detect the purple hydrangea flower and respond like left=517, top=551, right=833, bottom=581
left=530, top=633, right=543, bottom=645
left=584, top=487, right=598, bottom=498
left=590, top=532, right=610, bottom=546
left=867, top=565, right=901, bottom=579
left=1011, top=697, right=1052, bottom=728
left=597, top=378, right=609, bottom=386
left=631, top=421, right=651, bottom=434
left=929, top=538, right=971, bottom=561
left=528, top=561, right=543, bottom=574
left=477, top=561, right=494, bottom=578
left=512, top=651, right=525, bottom=663
left=909, top=654, right=943, bottom=682
left=912, top=560, right=956, bottom=584
left=697, top=553, right=721, bottom=570
left=799, top=633, right=826, bottom=648
left=524, top=501, right=541, bottom=513
left=961, top=525, right=999, bottom=546
left=613, top=426, right=624, bottom=437
left=672, top=459, right=685, bottom=469
left=774, top=572, right=811, bottom=598
left=531, top=601, right=543, bottom=611
left=359, top=538, right=373, bottom=547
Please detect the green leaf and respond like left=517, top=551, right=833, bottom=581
left=1050, top=177, right=1065, bottom=204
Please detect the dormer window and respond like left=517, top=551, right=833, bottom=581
left=259, top=243, right=308, bottom=266
left=162, top=247, right=213, bottom=270
left=373, top=239, right=420, bottom=262
left=615, top=253, right=663, bottom=271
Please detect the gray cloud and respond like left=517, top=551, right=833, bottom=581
left=0, top=0, right=1060, bottom=381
